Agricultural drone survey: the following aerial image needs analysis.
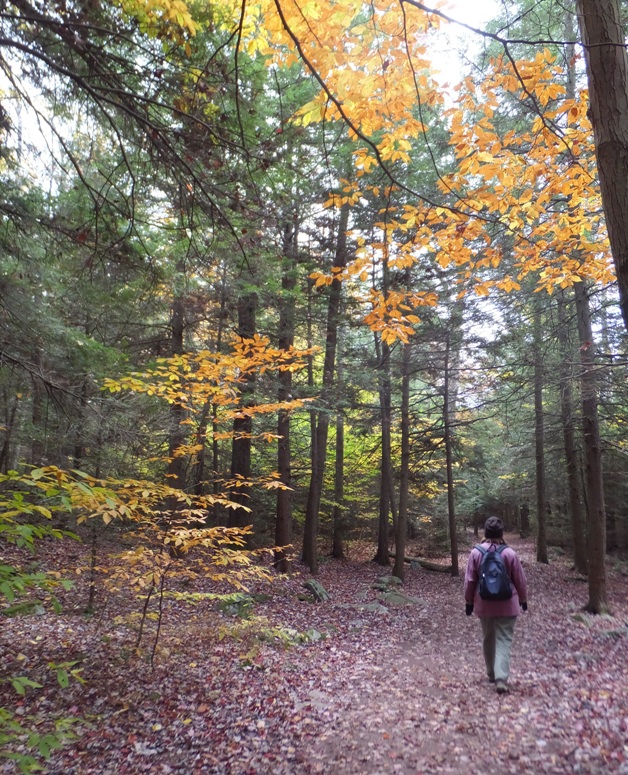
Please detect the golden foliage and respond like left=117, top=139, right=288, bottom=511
left=126, top=2, right=612, bottom=329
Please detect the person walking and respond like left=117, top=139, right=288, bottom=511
left=464, top=516, right=528, bottom=694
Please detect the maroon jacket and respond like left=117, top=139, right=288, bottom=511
left=464, top=541, right=528, bottom=617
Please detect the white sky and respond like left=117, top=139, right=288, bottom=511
left=443, top=0, right=499, bottom=26
left=429, top=0, right=500, bottom=87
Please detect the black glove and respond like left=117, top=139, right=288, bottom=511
left=465, top=603, right=474, bottom=616
left=521, top=601, right=528, bottom=612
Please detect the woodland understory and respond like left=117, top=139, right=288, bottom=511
left=4, top=0, right=628, bottom=771
left=1, top=533, right=627, bottom=775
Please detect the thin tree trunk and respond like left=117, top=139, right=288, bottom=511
left=557, top=292, right=588, bottom=575
left=393, top=339, right=411, bottom=580
left=302, top=203, right=349, bottom=573
left=574, top=281, right=609, bottom=613
left=0, top=388, right=18, bottom=474
left=31, top=379, right=44, bottom=464
left=192, top=403, right=211, bottom=498
left=373, top=337, right=394, bottom=566
left=192, top=265, right=227, bottom=500
left=30, top=345, right=45, bottom=465
left=331, top=402, right=346, bottom=559
left=520, top=503, right=530, bottom=539
left=558, top=8, right=588, bottom=574
left=443, top=332, right=459, bottom=577
left=331, top=325, right=346, bottom=560
left=72, top=378, right=89, bottom=470
left=166, top=295, right=186, bottom=491
left=228, top=292, right=257, bottom=528
left=275, top=220, right=298, bottom=572
left=306, top=276, right=317, bottom=492
left=534, top=299, right=549, bottom=564
left=373, top=236, right=395, bottom=567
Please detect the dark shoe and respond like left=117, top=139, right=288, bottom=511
left=495, top=680, right=508, bottom=694
left=488, top=676, right=495, bottom=683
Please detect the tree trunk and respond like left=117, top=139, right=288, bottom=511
left=306, top=276, right=317, bottom=470
left=575, top=0, right=628, bottom=330
left=30, top=345, right=45, bottom=465
left=166, top=295, right=186, bottom=491
left=331, top=325, right=346, bottom=560
left=520, top=503, right=530, bottom=539
left=0, top=388, right=18, bottom=474
left=374, top=337, right=393, bottom=566
left=72, top=378, right=89, bottom=470
left=302, top=203, right=349, bottom=573
left=393, top=339, right=411, bottom=580
left=533, top=299, right=549, bottom=563
left=228, top=292, right=257, bottom=528
left=331, top=404, right=346, bottom=560
left=275, top=220, right=298, bottom=572
left=443, top=331, right=459, bottom=577
left=557, top=292, right=588, bottom=575
left=193, top=263, right=227, bottom=501
left=574, top=281, right=609, bottom=613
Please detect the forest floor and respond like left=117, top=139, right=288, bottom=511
left=2, top=532, right=628, bottom=775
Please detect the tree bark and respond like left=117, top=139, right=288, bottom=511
left=574, top=281, right=609, bottom=613
left=443, top=331, right=459, bottom=577
left=0, top=388, right=18, bottom=474
left=557, top=292, right=588, bottom=575
left=331, top=403, right=346, bottom=560
left=275, top=220, right=298, bottom=572
left=331, top=327, right=346, bottom=560
left=555, top=13, right=589, bottom=574
left=302, top=203, right=349, bottom=573
left=192, top=261, right=228, bottom=501
left=228, top=292, right=257, bottom=528
left=374, top=337, right=394, bottom=566
left=520, top=503, right=530, bottom=539
left=30, top=344, right=45, bottom=465
left=167, top=295, right=186, bottom=491
left=306, top=276, right=317, bottom=469
left=575, top=0, right=628, bottom=329
left=533, top=299, right=549, bottom=563
left=393, top=338, right=411, bottom=580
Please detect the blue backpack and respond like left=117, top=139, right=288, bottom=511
left=476, top=544, right=512, bottom=601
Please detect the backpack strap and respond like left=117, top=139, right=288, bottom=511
left=475, top=543, right=508, bottom=554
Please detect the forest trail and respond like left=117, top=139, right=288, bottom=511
left=296, top=535, right=628, bottom=775
left=3, top=535, right=628, bottom=775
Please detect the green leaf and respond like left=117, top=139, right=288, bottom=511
left=0, top=582, right=15, bottom=602
left=10, top=677, right=42, bottom=696
left=56, top=670, right=69, bottom=689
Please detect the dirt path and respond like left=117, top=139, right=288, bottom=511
left=294, top=536, right=628, bottom=775
left=3, top=535, right=628, bottom=774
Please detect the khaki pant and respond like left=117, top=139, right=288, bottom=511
left=481, top=616, right=516, bottom=682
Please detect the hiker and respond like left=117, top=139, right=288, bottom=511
left=464, top=516, right=528, bottom=694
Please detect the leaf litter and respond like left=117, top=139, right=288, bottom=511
left=1, top=534, right=627, bottom=774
